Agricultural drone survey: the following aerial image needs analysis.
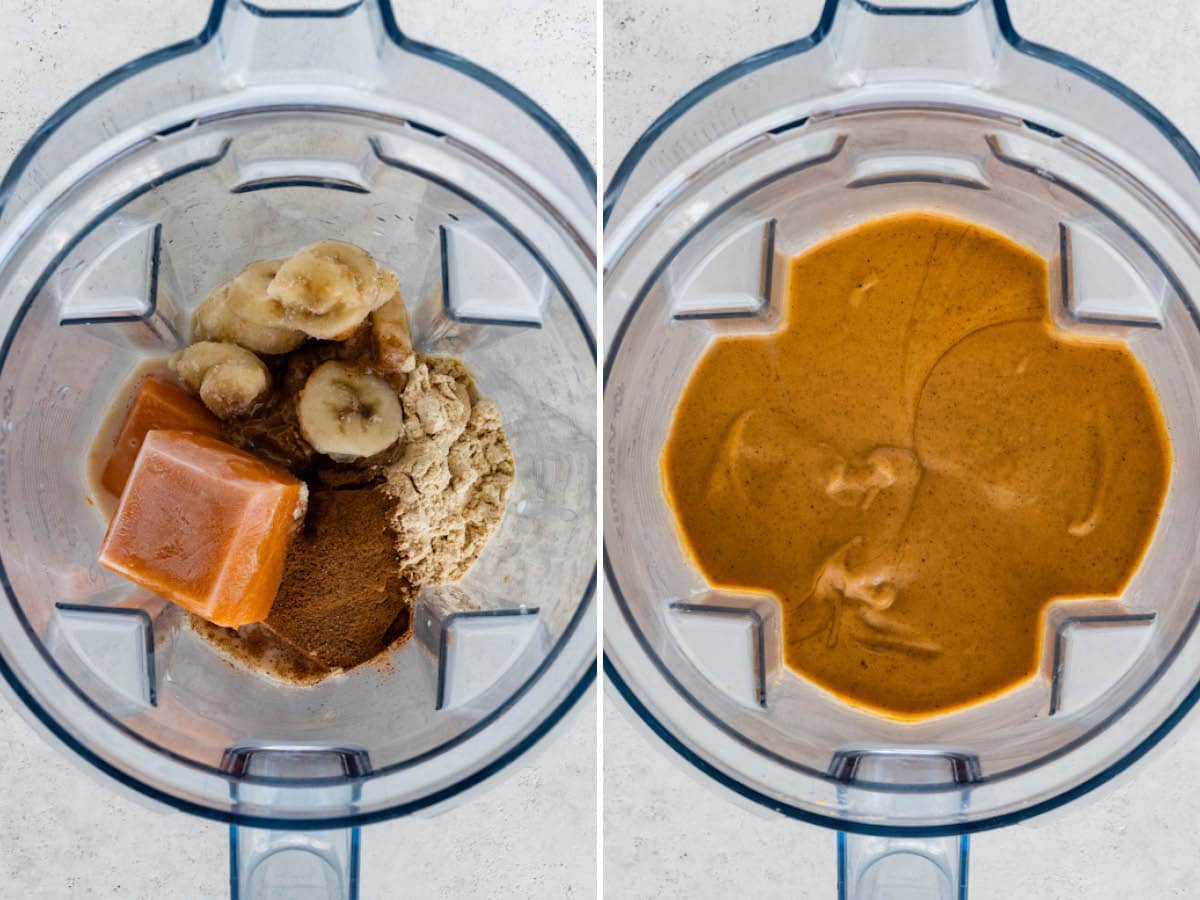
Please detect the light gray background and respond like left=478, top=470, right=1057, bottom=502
left=603, top=1, right=1200, bottom=898
left=0, top=2, right=596, bottom=898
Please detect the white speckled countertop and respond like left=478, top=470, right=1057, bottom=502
left=603, top=2, right=1200, bottom=898
left=0, top=2, right=595, bottom=897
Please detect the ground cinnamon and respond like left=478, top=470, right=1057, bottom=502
left=265, top=488, right=412, bottom=669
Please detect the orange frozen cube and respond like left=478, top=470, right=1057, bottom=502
left=98, top=430, right=306, bottom=627
left=101, top=374, right=220, bottom=497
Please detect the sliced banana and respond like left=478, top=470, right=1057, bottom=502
left=225, top=254, right=362, bottom=341
left=170, top=341, right=270, bottom=419
left=371, top=290, right=416, bottom=374
left=221, top=259, right=297, bottom=334
left=192, top=273, right=306, bottom=355
left=263, top=241, right=399, bottom=341
left=272, top=242, right=372, bottom=315
left=297, top=361, right=404, bottom=459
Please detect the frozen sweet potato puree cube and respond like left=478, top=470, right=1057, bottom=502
left=98, top=430, right=306, bottom=627
left=100, top=374, right=219, bottom=497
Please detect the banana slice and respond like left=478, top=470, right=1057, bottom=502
left=227, top=254, right=363, bottom=341
left=297, top=361, right=403, bottom=459
left=220, top=259, right=299, bottom=335
left=263, top=241, right=400, bottom=341
left=192, top=271, right=306, bottom=355
left=371, top=290, right=416, bottom=374
left=170, top=341, right=271, bottom=419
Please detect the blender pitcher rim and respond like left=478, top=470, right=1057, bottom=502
left=604, top=648, right=1200, bottom=838
left=602, top=0, right=1200, bottom=230
left=0, top=0, right=598, bottom=224
left=0, top=642, right=597, bottom=831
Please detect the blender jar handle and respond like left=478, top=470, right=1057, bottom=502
left=230, top=824, right=361, bottom=900
left=827, top=0, right=1006, bottom=86
left=837, top=831, right=969, bottom=900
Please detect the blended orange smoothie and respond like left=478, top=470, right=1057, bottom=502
left=661, top=211, right=1170, bottom=718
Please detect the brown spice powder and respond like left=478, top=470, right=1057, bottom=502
left=190, top=618, right=330, bottom=685
left=265, top=488, right=412, bottom=669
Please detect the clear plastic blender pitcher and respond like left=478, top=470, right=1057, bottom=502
left=0, top=2, right=596, bottom=897
left=604, top=0, right=1200, bottom=896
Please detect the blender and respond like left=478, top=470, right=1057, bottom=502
left=0, top=1, right=596, bottom=897
left=604, top=0, right=1200, bottom=896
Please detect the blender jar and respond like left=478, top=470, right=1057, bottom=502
left=604, top=0, right=1200, bottom=896
left=0, top=1, right=596, bottom=898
